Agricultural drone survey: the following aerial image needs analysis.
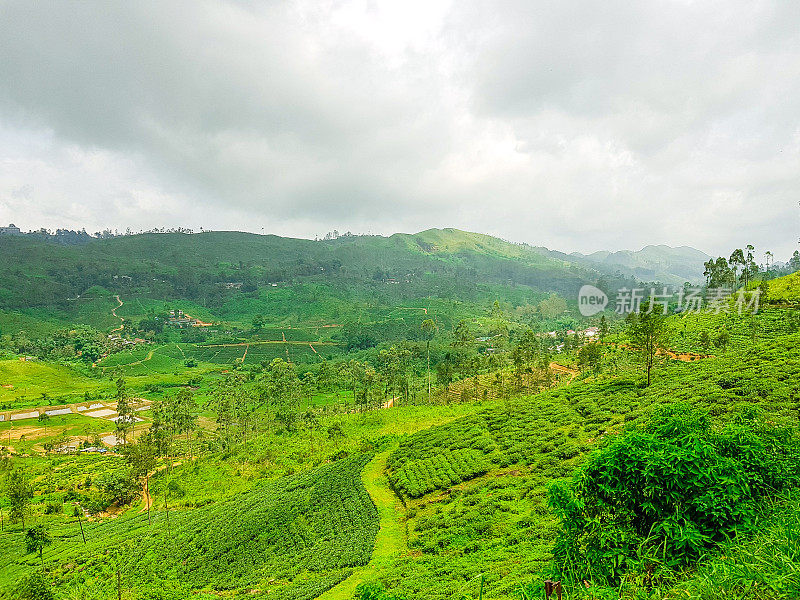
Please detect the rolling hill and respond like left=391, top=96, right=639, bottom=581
left=0, top=228, right=639, bottom=321
left=570, top=244, right=712, bottom=285
left=0, top=229, right=705, bottom=311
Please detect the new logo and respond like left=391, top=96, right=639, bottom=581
left=578, top=284, right=608, bottom=316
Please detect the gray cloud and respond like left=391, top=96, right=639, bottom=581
left=0, top=0, right=797, bottom=258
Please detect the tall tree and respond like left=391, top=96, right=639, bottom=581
left=174, top=388, right=198, bottom=456
left=703, top=259, right=715, bottom=286
left=764, top=250, right=773, bottom=272
left=577, top=343, right=603, bottom=375
left=211, top=375, right=239, bottom=446
left=6, top=468, right=33, bottom=528
left=627, top=303, right=668, bottom=387
left=729, top=249, right=745, bottom=288
left=421, top=319, right=437, bottom=401
left=452, top=320, right=472, bottom=347
left=789, top=250, right=800, bottom=273
left=345, top=360, right=365, bottom=408
left=24, top=524, right=51, bottom=567
left=744, top=244, right=757, bottom=287
left=123, top=439, right=157, bottom=524
left=114, top=378, right=135, bottom=445
left=377, top=346, right=411, bottom=404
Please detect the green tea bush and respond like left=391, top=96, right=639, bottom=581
left=10, top=573, right=53, bottom=600
left=548, top=404, right=800, bottom=584
left=391, top=449, right=489, bottom=498
left=142, top=453, right=378, bottom=595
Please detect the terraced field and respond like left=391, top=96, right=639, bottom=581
left=0, top=453, right=379, bottom=600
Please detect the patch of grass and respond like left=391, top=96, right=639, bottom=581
left=0, top=359, right=109, bottom=409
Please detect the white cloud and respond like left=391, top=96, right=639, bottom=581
left=0, top=0, right=797, bottom=258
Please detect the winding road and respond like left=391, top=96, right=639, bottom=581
left=110, top=295, right=124, bottom=333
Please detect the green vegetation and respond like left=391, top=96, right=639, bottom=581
left=550, top=404, right=800, bottom=583
left=390, top=448, right=489, bottom=498
left=0, top=231, right=799, bottom=600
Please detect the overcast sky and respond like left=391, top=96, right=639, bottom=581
left=0, top=1, right=798, bottom=259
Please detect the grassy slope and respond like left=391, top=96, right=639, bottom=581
left=768, top=271, right=800, bottom=303
left=365, top=319, right=800, bottom=599
left=2, top=336, right=797, bottom=599
left=0, top=359, right=108, bottom=407
left=1, top=455, right=381, bottom=600
left=0, top=400, right=487, bottom=582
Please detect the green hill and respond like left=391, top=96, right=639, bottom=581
left=571, top=244, right=712, bottom=285
left=767, top=271, right=800, bottom=304
left=0, top=454, right=379, bottom=600
left=0, top=229, right=638, bottom=330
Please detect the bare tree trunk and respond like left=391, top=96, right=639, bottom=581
left=77, top=512, right=86, bottom=543
left=165, top=493, right=170, bottom=538
left=146, top=475, right=151, bottom=525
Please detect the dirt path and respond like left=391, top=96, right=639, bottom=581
left=549, top=362, right=579, bottom=382
left=317, top=450, right=406, bottom=600
left=110, top=295, right=124, bottom=333
left=606, top=342, right=712, bottom=362
left=140, top=459, right=186, bottom=513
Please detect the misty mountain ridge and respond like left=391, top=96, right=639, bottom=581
left=568, top=244, right=712, bottom=285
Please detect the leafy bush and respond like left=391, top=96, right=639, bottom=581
left=95, top=468, right=137, bottom=506
left=548, top=404, right=800, bottom=584
left=391, top=449, right=489, bottom=498
left=11, top=573, right=53, bottom=600
left=357, top=582, right=406, bottom=600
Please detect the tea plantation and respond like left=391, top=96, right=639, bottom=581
left=0, top=454, right=379, bottom=600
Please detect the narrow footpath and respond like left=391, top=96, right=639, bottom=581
left=317, top=450, right=406, bottom=600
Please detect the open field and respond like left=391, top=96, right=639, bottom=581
left=0, top=359, right=110, bottom=408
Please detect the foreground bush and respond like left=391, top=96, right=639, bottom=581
left=549, top=404, right=800, bottom=584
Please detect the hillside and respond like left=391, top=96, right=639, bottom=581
left=571, top=244, right=712, bottom=285
left=0, top=229, right=597, bottom=307
left=2, top=300, right=799, bottom=600
left=0, top=230, right=717, bottom=327
left=1, top=227, right=799, bottom=600
left=0, top=229, right=641, bottom=332
left=767, top=271, right=800, bottom=304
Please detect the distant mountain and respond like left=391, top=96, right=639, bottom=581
left=0, top=228, right=641, bottom=318
left=568, top=244, right=712, bottom=285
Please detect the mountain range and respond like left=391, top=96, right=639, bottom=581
left=0, top=227, right=710, bottom=315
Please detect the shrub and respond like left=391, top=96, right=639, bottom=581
left=12, top=572, right=54, bottom=600
left=95, top=468, right=138, bottom=506
left=549, top=404, right=800, bottom=584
